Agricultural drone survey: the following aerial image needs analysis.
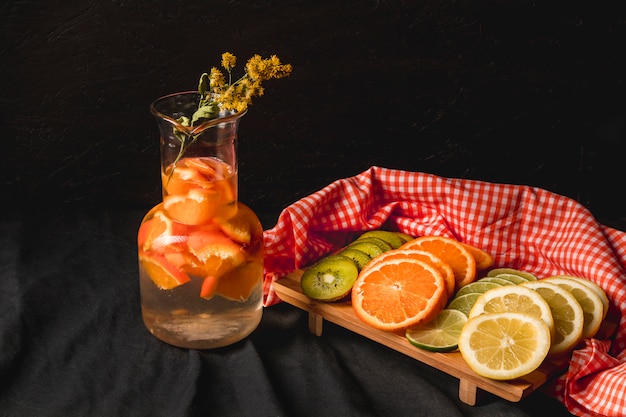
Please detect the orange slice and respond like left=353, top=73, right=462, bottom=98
left=187, top=230, right=246, bottom=278
left=400, top=236, right=476, bottom=290
left=351, top=256, right=447, bottom=331
left=361, top=248, right=455, bottom=299
left=138, top=209, right=188, bottom=253
left=216, top=261, right=263, bottom=301
left=164, top=188, right=220, bottom=225
left=219, top=203, right=263, bottom=245
left=461, top=242, right=494, bottom=270
left=139, top=252, right=191, bottom=290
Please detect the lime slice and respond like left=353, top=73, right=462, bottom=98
left=454, top=281, right=502, bottom=298
left=447, top=293, right=481, bottom=316
left=488, top=268, right=538, bottom=281
left=491, top=273, right=529, bottom=285
left=406, top=309, right=468, bottom=352
left=478, top=276, right=516, bottom=286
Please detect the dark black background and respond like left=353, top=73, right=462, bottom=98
left=2, top=1, right=625, bottom=416
left=2, top=0, right=625, bottom=229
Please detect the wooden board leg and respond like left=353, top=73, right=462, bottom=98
left=308, top=311, right=324, bottom=336
left=459, top=378, right=478, bottom=406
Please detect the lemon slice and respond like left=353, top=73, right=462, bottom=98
left=521, top=281, right=584, bottom=356
left=468, top=285, right=555, bottom=337
left=543, top=276, right=604, bottom=339
left=406, top=309, right=468, bottom=352
left=458, top=312, right=551, bottom=380
left=549, top=275, right=609, bottom=319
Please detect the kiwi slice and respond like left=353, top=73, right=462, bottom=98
left=350, top=236, right=392, bottom=252
left=357, top=230, right=404, bottom=249
left=300, top=255, right=359, bottom=302
left=338, top=248, right=372, bottom=271
left=394, top=232, right=414, bottom=244
left=346, top=240, right=386, bottom=259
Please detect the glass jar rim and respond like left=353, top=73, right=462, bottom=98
left=150, top=91, right=247, bottom=136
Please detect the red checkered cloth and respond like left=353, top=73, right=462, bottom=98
left=261, top=166, right=626, bottom=417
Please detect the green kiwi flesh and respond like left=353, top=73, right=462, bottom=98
left=357, top=230, right=404, bottom=249
left=338, top=248, right=372, bottom=271
left=346, top=240, right=386, bottom=258
left=300, top=255, right=359, bottom=301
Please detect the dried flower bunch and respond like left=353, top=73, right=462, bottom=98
left=180, top=52, right=293, bottom=127
left=169, top=52, right=292, bottom=175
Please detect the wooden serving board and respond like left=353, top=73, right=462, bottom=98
left=273, top=269, right=569, bottom=406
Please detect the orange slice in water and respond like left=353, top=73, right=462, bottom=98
left=351, top=256, right=447, bottom=331
left=216, top=261, right=263, bottom=301
left=400, top=236, right=476, bottom=291
left=139, top=252, right=191, bottom=290
left=187, top=230, right=246, bottom=278
left=138, top=210, right=188, bottom=253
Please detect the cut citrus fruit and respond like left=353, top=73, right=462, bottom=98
left=187, top=230, right=246, bottom=278
left=549, top=275, right=609, bottom=319
left=490, top=273, right=530, bottom=285
left=521, top=281, right=584, bottom=356
left=458, top=312, right=551, bottom=380
left=360, top=248, right=455, bottom=298
left=138, top=209, right=188, bottom=254
left=164, top=188, right=217, bottom=225
left=477, top=276, right=516, bottom=286
left=216, top=261, right=263, bottom=301
left=400, top=236, right=476, bottom=290
left=139, top=252, right=191, bottom=290
left=406, top=309, right=468, bottom=352
left=543, top=276, right=604, bottom=339
left=468, top=285, right=555, bottom=337
left=461, top=243, right=494, bottom=270
left=454, top=281, right=502, bottom=298
left=219, top=202, right=263, bottom=246
left=447, top=293, right=482, bottom=317
left=488, top=268, right=537, bottom=281
left=351, top=257, right=447, bottom=331
left=200, top=275, right=218, bottom=299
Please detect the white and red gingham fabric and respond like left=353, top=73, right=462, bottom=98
left=261, top=166, right=626, bottom=417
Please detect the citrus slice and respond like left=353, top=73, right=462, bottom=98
left=543, top=276, right=604, bottom=339
left=468, top=285, right=555, bottom=337
left=454, top=281, right=502, bottom=298
left=219, top=203, right=262, bottom=245
left=360, top=248, right=456, bottom=298
left=139, top=252, right=191, bottom=290
left=477, top=276, right=516, bottom=286
left=549, top=275, right=609, bottom=319
left=138, top=209, right=188, bottom=254
left=458, top=312, right=551, bottom=380
left=400, top=236, right=476, bottom=290
left=187, top=230, right=246, bottom=278
left=216, top=261, right=263, bottom=301
left=490, top=273, right=529, bottom=285
left=351, top=257, right=447, bottom=331
left=521, top=281, right=584, bottom=356
left=447, top=293, right=482, bottom=317
left=461, top=243, right=494, bottom=270
left=488, top=268, right=538, bottom=281
left=406, top=309, right=468, bottom=352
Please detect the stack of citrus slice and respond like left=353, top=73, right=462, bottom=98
left=348, top=234, right=493, bottom=332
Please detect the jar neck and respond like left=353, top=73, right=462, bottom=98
left=150, top=92, right=245, bottom=198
